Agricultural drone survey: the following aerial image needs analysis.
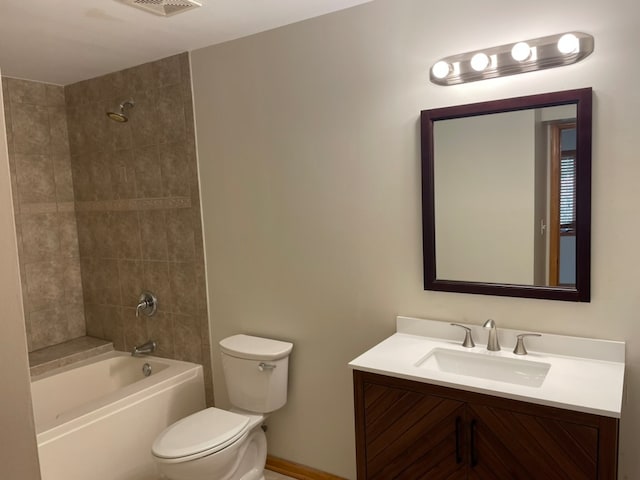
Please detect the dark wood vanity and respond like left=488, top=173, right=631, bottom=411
left=353, top=370, right=619, bottom=479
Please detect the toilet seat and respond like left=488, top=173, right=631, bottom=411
left=152, top=408, right=250, bottom=463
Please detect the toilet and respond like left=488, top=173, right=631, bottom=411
left=151, top=334, right=293, bottom=480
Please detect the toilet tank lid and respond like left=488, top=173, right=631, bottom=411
left=220, top=334, right=293, bottom=360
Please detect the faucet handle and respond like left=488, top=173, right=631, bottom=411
left=450, top=323, right=475, bottom=348
left=136, top=291, right=158, bottom=317
left=513, top=333, right=541, bottom=355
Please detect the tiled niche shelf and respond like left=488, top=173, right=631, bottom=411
left=29, top=336, right=113, bottom=377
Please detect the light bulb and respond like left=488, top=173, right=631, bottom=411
left=431, top=61, right=451, bottom=79
left=470, top=53, right=490, bottom=71
left=557, top=33, right=579, bottom=54
left=511, top=42, right=531, bottom=62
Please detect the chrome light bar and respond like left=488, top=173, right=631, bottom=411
left=430, top=32, right=594, bottom=86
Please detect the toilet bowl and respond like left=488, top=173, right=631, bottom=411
left=151, top=335, right=293, bottom=480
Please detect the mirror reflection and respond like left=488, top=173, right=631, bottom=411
left=433, top=105, right=576, bottom=287
left=421, top=88, right=592, bottom=302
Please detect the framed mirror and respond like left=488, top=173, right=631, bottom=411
left=421, top=88, right=592, bottom=301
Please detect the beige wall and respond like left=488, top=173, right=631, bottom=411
left=2, top=78, right=85, bottom=352
left=191, top=0, right=639, bottom=478
left=0, top=71, right=41, bottom=479
left=434, top=110, right=535, bottom=284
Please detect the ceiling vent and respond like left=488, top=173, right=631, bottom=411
left=117, top=0, right=202, bottom=17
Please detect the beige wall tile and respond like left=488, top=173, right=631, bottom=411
left=89, top=211, right=117, bottom=258
left=82, top=102, right=109, bottom=153
left=81, top=258, right=120, bottom=305
left=52, top=153, right=75, bottom=202
left=157, top=84, right=187, bottom=144
left=166, top=208, right=196, bottom=261
left=101, top=306, right=125, bottom=351
left=200, top=348, right=214, bottom=406
left=139, top=209, right=169, bottom=260
left=145, top=311, right=174, bottom=358
left=63, top=259, right=84, bottom=304
left=123, top=307, right=148, bottom=352
left=102, top=71, right=126, bottom=101
left=112, top=210, right=141, bottom=259
left=84, top=303, right=105, bottom=338
left=30, top=307, right=70, bottom=350
left=75, top=210, right=95, bottom=256
left=60, top=54, right=211, bottom=405
left=132, top=145, right=163, bottom=197
left=169, top=261, right=198, bottom=316
left=11, top=103, right=50, bottom=155
left=44, top=84, right=65, bottom=107
left=20, top=212, right=60, bottom=262
left=70, top=153, right=94, bottom=201
left=85, top=304, right=124, bottom=349
left=59, top=211, right=80, bottom=258
left=66, top=106, right=87, bottom=155
left=151, top=55, right=182, bottom=89
left=24, top=260, right=65, bottom=311
left=173, top=315, right=202, bottom=364
left=160, top=142, right=192, bottom=197
left=130, top=90, right=160, bottom=147
left=6, top=77, right=46, bottom=105
left=48, top=106, right=70, bottom=154
left=123, top=62, right=154, bottom=95
left=14, top=153, right=57, bottom=204
left=3, top=78, right=84, bottom=351
left=90, top=151, right=116, bottom=200
left=66, top=303, right=87, bottom=338
left=118, top=259, right=144, bottom=306
left=109, top=149, right=137, bottom=199
left=142, top=261, right=172, bottom=310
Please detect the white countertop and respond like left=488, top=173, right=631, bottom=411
left=348, top=316, right=625, bottom=418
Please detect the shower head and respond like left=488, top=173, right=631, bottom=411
left=107, top=100, right=134, bottom=123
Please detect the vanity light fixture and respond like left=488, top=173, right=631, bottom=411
left=470, top=52, right=491, bottom=71
left=430, top=31, right=594, bottom=86
left=511, top=42, right=532, bottom=62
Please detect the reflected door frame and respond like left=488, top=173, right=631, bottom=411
left=549, top=122, right=576, bottom=286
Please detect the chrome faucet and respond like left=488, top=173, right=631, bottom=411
left=131, top=340, right=157, bottom=357
left=483, top=319, right=500, bottom=351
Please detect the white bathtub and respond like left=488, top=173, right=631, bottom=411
left=31, top=351, right=206, bottom=480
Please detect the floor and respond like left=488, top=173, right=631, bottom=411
left=265, top=470, right=296, bottom=480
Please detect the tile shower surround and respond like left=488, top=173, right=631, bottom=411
left=3, top=53, right=213, bottom=404
left=2, top=77, right=85, bottom=351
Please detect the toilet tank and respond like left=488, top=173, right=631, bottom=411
left=219, top=334, right=293, bottom=413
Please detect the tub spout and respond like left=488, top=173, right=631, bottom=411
left=132, top=340, right=157, bottom=357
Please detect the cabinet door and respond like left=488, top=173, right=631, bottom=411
left=361, top=381, right=467, bottom=479
left=467, top=403, right=599, bottom=480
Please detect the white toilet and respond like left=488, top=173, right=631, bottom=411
left=151, top=334, right=293, bottom=480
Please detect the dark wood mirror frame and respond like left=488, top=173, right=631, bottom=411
left=421, top=88, right=592, bottom=302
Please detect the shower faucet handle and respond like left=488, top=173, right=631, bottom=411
left=136, top=291, right=158, bottom=317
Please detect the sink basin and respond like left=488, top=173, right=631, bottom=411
left=416, top=348, right=551, bottom=387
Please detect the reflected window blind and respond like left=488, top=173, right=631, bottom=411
left=560, top=153, right=576, bottom=233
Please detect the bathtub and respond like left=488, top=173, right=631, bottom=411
left=31, top=351, right=206, bottom=480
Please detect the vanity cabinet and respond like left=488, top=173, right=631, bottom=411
left=353, top=371, right=619, bottom=480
